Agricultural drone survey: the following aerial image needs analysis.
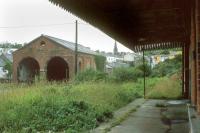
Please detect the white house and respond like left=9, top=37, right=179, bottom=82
left=106, top=55, right=123, bottom=63
left=123, top=52, right=141, bottom=62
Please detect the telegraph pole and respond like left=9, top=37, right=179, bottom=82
left=75, top=20, right=78, bottom=75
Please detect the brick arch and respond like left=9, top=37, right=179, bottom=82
left=46, top=56, right=69, bottom=81
left=17, top=57, right=40, bottom=83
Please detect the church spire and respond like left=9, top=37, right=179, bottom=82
left=113, top=40, right=118, bottom=55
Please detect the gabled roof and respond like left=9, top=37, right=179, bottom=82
left=43, top=35, right=97, bottom=55
left=15, top=35, right=97, bottom=55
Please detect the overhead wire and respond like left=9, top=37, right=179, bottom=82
left=0, top=22, right=89, bottom=29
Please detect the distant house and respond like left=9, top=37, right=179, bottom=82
left=150, top=51, right=182, bottom=68
left=123, top=52, right=141, bottom=63
left=13, top=35, right=97, bottom=82
left=106, top=55, right=122, bottom=63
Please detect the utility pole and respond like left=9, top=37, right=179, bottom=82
left=75, top=20, right=78, bottom=75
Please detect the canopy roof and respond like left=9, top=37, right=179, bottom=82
left=49, top=0, right=192, bottom=51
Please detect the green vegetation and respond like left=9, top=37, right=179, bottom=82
left=111, top=62, right=151, bottom=82
left=151, top=54, right=182, bottom=77
left=111, top=67, right=138, bottom=82
left=144, top=48, right=181, bottom=56
left=0, top=51, right=183, bottom=132
left=3, top=62, right=12, bottom=79
left=94, top=55, right=106, bottom=72
left=0, top=42, right=23, bottom=49
left=0, top=74, right=182, bottom=132
left=146, top=74, right=182, bottom=99
left=0, top=80, right=143, bottom=132
left=75, top=69, right=107, bottom=82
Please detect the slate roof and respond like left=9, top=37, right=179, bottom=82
left=44, top=35, right=97, bottom=55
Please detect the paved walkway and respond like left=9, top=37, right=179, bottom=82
left=189, top=106, right=200, bottom=133
left=109, top=100, right=189, bottom=133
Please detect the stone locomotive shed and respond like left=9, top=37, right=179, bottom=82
left=13, top=35, right=96, bottom=82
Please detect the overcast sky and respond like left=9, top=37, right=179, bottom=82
left=0, top=0, right=132, bottom=52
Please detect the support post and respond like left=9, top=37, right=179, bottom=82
left=75, top=20, right=78, bottom=75
left=143, top=50, right=146, bottom=98
left=184, top=44, right=190, bottom=99
left=182, top=46, right=185, bottom=97
left=195, top=0, right=200, bottom=113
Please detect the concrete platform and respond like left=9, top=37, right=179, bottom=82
left=109, top=100, right=189, bottom=133
left=189, top=106, right=200, bottom=133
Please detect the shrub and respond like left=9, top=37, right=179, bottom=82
left=3, top=62, right=12, bottom=79
left=135, top=63, right=152, bottom=77
left=94, top=55, right=106, bottom=72
left=75, top=69, right=107, bottom=82
left=151, top=54, right=182, bottom=77
left=0, top=81, right=143, bottom=132
left=0, top=100, right=98, bottom=132
left=132, top=68, right=143, bottom=77
left=111, top=65, right=151, bottom=82
left=112, top=67, right=137, bottom=82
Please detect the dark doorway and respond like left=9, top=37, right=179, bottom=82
left=47, top=57, right=69, bottom=81
left=18, top=57, right=40, bottom=82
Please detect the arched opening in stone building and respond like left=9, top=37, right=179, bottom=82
left=17, top=57, right=40, bottom=83
left=47, top=56, right=69, bottom=81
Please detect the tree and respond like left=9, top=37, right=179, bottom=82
left=94, top=55, right=106, bottom=72
left=3, top=62, right=12, bottom=79
left=134, top=57, right=152, bottom=77
left=160, top=50, right=170, bottom=55
left=0, top=42, right=23, bottom=49
left=151, top=54, right=182, bottom=77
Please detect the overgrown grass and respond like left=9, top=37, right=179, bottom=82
left=0, top=73, right=182, bottom=132
left=0, top=81, right=142, bottom=132
left=146, top=74, right=182, bottom=99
